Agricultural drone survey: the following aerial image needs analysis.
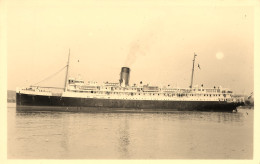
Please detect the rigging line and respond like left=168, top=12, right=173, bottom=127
left=33, top=65, right=67, bottom=86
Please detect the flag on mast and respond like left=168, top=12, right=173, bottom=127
left=198, top=64, right=201, bottom=69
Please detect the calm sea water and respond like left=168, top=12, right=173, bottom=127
left=7, top=103, right=253, bottom=159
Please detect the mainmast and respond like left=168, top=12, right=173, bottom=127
left=64, top=49, right=70, bottom=92
left=190, top=53, right=197, bottom=88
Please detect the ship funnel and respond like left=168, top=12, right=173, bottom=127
left=120, top=67, right=130, bottom=87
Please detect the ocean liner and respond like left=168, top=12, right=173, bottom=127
left=16, top=52, right=244, bottom=112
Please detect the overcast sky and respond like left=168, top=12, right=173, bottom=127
left=6, top=0, right=254, bottom=94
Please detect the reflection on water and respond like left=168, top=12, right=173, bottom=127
left=118, top=118, right=130, bottom=158
left=7, top=104, right=253, bottom=159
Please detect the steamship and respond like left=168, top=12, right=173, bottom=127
left=16, top=52, right=244, bottom=112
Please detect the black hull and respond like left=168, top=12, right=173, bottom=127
left=16, top=93, right=243, bottom=112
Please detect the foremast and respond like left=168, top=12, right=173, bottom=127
left=64, top=49, right=70, bottom=92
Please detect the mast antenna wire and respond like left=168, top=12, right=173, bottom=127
left=33, top=65, right=67, bottom=86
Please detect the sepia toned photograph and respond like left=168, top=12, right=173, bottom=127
left=1, top=0, right=258, bottom=161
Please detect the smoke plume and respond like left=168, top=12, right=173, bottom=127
left=124, top=21, right=162, bottom=67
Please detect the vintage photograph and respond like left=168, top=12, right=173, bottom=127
left=2, top=0, right=255, bottom=160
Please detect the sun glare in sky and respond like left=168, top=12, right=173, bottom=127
left=216, top=52, right=224, bottom=60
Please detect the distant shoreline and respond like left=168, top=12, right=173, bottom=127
left=7, top=99, right=16, bottom=103
left=238, top=105, right=254, bottom=109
